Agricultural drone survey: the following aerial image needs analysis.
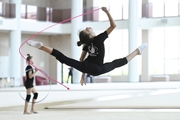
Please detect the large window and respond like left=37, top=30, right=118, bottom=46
left=27, top=5, right=37, bottom=20
left=151, top=0, right=179, bottom=17
left=151, top=0, right=164, bottom=17
left=152, top=27, right=180, bottom=74
left=21, top=5, right=26, bottom=19
left=106, top=30, right=129, bottom=76
left=164, top=0, right=178, bottom=17
left=98, top=0, right=142, bottom=21
left=97, top=29, right=142, bottom=76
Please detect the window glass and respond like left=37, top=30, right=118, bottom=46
left=96, top=29, right=142, bottom=76
left=27, top=5, right=37, bottom=20
left=151, top=0, right=164, bottom=17
left=21, top=5, right=26, bottom=19
left=152, top=27, right=180, bottom=74
left=165, top=0, right=178, bottom=17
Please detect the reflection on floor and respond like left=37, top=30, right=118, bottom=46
left=0, top=82, right=180, bottom=120
left=46, top=88, right=180, bottom=109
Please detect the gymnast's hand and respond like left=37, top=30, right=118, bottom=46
left=80, top=74, right=86, bottom=86
left=101, top=7, right=108, bottom=13
left=34, top=68, right=38, bottom=72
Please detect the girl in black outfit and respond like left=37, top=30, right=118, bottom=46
left=27, top=7, right=147, bottom=86
left=23, top=54, right=38, bottom=114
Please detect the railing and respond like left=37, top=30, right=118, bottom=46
left=142, top=2, right=180, bottom=18
left=0, top=2, right=99, bottom=23
left=1, top=2, right=180, bottom=22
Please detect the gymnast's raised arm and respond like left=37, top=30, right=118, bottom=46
left=101, top=7, right=116, bottom=35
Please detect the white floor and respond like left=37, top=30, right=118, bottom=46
left=0, top=82, right=180, bottom=120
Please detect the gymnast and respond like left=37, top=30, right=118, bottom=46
left=26, top=7, right=147, bottom=86
left=23, top=54, right=38, bottom=114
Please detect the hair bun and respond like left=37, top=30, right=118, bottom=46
left=26, top=54, right=33, bottom=61
left=77, top=41, right=82, bottom=46
left=27, top=54, right=30, bottom=57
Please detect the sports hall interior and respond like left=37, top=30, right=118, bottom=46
left=0, top=0, right=180, bottom=120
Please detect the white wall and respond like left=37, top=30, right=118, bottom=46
left=1, top=17, right=180, bottom=35
left=22, top=0, right=50, bottom=7
left=0, top=33, right=52, bottom=85
left=49, top=34, right=71, bottom=83
left=50, top=0, right=71, bottom=9
left=0, top=31, right=72, bottom=85
left=21, top=34, right=50, bottom=77
left=0, top=0, right=51, bottom=7
left=0, top=32, right=9, bottom=56
left=0, top=56, right=9, bottom=77
left=0, top=0, right=9, bottom=3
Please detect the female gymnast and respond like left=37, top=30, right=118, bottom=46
left=23, top=54, right=38, bottom=114
left=27, top=7, right=147, bottom=86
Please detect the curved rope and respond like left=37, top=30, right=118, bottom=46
left=19, top=8, right=101, bottom=90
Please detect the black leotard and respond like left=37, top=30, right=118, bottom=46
left=24, top=65, right=34, bottom=89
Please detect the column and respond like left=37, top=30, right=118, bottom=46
left=9, top=0, right=21, bottom=86
left=128, top=0, right=139, bottom=82
left=141, top=30, right=152, bottom=82
left=71, top=0, right=83, bottom=84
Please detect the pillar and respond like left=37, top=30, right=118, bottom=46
left=128, top=0, right=139, bottom=82
left=9, top=0, right=21, bottom=86
left=71, top=0, right=83, bottom=84
left=141, top=30, right=152, bottom=82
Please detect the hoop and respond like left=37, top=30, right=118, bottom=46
left=18, top=69, right=51, bottom=103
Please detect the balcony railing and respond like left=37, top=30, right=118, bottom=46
left=0, top=2, right=180, bottom=23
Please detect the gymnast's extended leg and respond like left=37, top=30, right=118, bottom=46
left=27, top=40, right=84, bottom=72
left=96, top=43, right=148, bottom=75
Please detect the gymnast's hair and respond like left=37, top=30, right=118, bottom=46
left=26, top=54, right=32, bottom=62
left=77, top=31, right=93, bottom=46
